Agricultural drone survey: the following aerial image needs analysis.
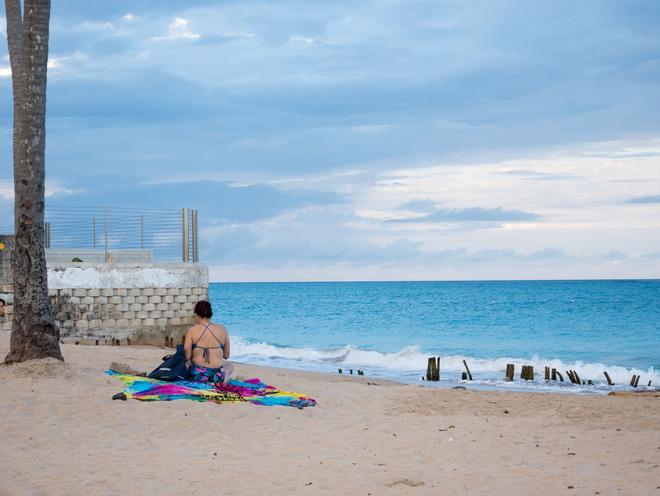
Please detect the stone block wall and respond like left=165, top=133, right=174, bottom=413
left=50, top=284, right=208, bottom=346
left=0, top=234, right=14, bottom=331
left=0, top=291, right=13, bottom=332
left=0, top=257, right=209, bottom=347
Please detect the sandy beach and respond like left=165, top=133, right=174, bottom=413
left=0, top=333, right=658, bottom=496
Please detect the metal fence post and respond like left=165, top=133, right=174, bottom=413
left=104, top=208, right=109, bottom=262
left=192, top=209, right=199, bottom=263
left=182, top=208, right=190, bottom=262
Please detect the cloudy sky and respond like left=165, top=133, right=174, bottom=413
left=1, top=0, right=659, bottom=281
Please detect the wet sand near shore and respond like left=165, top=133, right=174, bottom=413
left=0, top=333, right=658, bottom=495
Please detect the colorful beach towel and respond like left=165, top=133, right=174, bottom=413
left=106, top=370, right=316, bottom=409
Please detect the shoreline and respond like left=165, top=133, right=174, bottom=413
left=1, top=333, right=659, bottom=495
left=66, top=338, right=656, bottom=396
left=217, top=346, right=659, bottom=396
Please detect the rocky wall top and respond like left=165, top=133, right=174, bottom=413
left=47, top=263, right=208, bottom=289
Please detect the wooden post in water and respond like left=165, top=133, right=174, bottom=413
left=573, top=371, right=581, bottom=384
left=521, top=365, right=533, bottom=381
left=551, top=368, right=557, bottom=381
left=462, top=360, right=473, bottom=381
left=556, top=370, right=564, bottom=382
left=461, top=372, right=468, bottom=380
left=545, top=366, right=550, bottom=381
left=603, top=371, right=614, bottom=385
left=629, top=375, right=637, bottom=387
left=426, top=357, right=440, bottom=381
left=634, top=375, right=640, bottom=387
left=505, top=364, right=514, bottom=381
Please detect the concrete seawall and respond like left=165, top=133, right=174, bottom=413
left=47, top=263, right=208, bottom=346
left=0, top=235, right=209, bottom=347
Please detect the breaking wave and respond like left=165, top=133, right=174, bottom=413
left=231, top=336, right=659, bottom=390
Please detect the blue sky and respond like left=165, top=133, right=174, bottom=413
left=1, top=0, right=659, bottom=280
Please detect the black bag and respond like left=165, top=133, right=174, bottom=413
left=148, top=344, right=190, bottom=381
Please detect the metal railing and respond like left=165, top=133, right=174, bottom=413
left=0, top=205, right=199, bottom=263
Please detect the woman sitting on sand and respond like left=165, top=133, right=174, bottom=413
left=184, top=300, right=233, bottom=386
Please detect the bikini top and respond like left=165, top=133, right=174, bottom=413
left=192, top=324, right=224, bottom=363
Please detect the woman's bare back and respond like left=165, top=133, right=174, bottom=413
left=187, top=322, right=230, bottom=369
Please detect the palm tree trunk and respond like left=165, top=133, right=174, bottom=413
left=4, top=0, right=62, bottom=363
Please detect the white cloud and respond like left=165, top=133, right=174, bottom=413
left=0, top=182, right=12, bottom=200
left=223, top=31, right=256, bottom=40
left=45, top=181, right=85, bottom=197
left=44, top=50, right=87, bottom=77
left=0, top=54, right=79, bottom=76
left=12, top=2, right=660, bottom=281
left=195, top=138, right=660, bottom=280
left=208, top=250, right=660, bottom=282
left=81, top=20, right=115, bottom=31
left=289, top=35, right=341, bottom=46
left=151, top=18, right=201, bottom=41
left=0, top=180, right=84, bottom=201
left=350, top=124, right=394, bottom=135
left=47, top=57, right=63, bottom=69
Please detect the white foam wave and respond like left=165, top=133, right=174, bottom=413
left=231, top=336, right=659, bottom=386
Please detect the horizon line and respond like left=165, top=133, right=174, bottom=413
left=208, top=277, right=660, bottom=284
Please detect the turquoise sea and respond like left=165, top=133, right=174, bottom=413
left=209, top=280, right=660, bottom=393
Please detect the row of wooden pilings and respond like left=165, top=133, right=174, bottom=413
left=424, top=357, right=652, bottom=388
left=337, top=368, right=364, bottom=376
left=425, top=357, right=473, bottom=381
